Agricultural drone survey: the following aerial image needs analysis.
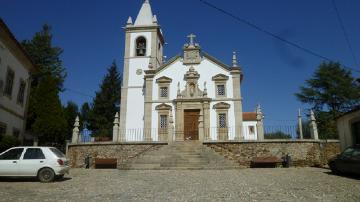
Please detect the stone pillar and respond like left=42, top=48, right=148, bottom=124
left=309, top=110, right=319, bottom=140
left=230, top=56, right=243, bottom=141
left=168, top=110, right=174, bottom=143
left=256, top=105, right=265, bottom=141
left=33, top=135, right=38, bottom=146
left=298, top=109, right=303, bottom=139
left=112, top=112, right=119, bottom=142
left=71, top=116, right=80, bottom=143
left=144, top=70, right=155, bottom=141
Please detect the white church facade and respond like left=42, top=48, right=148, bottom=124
left=114, top=0, right=264, bottom=142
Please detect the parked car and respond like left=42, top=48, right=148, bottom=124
left=328, top=145, right=360, bottom=175
left=0, top=147, right=70, bottom=182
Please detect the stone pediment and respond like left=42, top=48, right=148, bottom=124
left=212, top=74, right=229, bottom=81
left=156, top=76, right=172, bottom=83
left=213, top=102, right=230, bottom=109
left=155, top=103, right=172, bottom=111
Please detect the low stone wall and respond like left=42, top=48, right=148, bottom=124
left=67, top=142, right=166, bottom=168
left=204, top=140, right=340, bottom=167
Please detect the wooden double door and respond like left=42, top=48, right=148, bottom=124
left=183, top=109, right=200, bottom=140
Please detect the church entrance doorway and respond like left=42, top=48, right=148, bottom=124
left=184, top=109, right=200, bottom=140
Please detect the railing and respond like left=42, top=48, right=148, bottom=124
left=75, top=125, right=313, bottom=143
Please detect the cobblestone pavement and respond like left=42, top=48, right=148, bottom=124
left=0, top=168, right=359, bottom=202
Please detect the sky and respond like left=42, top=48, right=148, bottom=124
left=1, top=0, right=359, bottom=126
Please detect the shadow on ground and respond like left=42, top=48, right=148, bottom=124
left=324, top=171, right=360, bottom=180
left=0, top=177, right=72, bottom=183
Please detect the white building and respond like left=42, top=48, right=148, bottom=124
left=115, top=1, right=263, bottom=142
left=0, top=19, right=36, bottom=144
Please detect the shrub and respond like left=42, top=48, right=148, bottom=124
left=0, top=135, right=21, bottom=153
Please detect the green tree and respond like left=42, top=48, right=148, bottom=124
left=295, top=62, right=360, bottom=139
left=63, top=101, right=79, bottom=140
left=88, top=61, right=122, bottom=138
left=22, top=24, right=67, bottom=146
left=22, top=24, right=66, bottom=89
left=31, top=76, right=68, bottom=145
left=264, top=131, right=292, bottom=139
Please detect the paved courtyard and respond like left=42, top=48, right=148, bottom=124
left=0, top=168, right=359, bottom=201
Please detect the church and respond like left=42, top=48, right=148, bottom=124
left=114, top=0, right=264, bottom=142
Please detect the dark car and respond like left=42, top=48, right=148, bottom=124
left=328, top=145, right=360, bottom=175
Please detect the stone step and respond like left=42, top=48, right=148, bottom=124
left=119, top=141, right=241, bottom=170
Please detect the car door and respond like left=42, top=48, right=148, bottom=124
left=18, top=148, right=47, bottom=176
left=349, top=149, right=360, bottom=174
left=0, top=148, right=24, bottom=176
left=336, top=147, right=354, bottom=173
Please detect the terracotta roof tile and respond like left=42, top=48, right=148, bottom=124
left=243, top=112, right=257, bottom=121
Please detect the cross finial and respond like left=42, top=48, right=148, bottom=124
left=187, top=33, right=196, bottom=46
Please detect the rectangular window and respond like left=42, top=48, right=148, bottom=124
left=160, top=87, right=168, bottom=98
left=23, top=148, right=45, bottom=160
left=249, top=126, right=255, bottom=135
left=218, top=113, right=227, bottom=128
left=17, top=80, right=26, bottom=105
left=4, top=68, right=15, bottom=97
left=160, top=115, right=168, bottom=129
left=217, top=85, right=225, bottom=96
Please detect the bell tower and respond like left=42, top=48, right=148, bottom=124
left=118, top=0, right=165, bottom=141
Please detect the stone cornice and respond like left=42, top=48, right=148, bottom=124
left=0, top=103, right=25, bottom=120
left=212, top=74, right=229, bottom=81
left=155, top=103, right=172, bottom=110
left=213, top=102, right=231, bottom=109
left=156, top=76, right=172, bottom=83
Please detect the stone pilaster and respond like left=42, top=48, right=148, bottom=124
left=203, top=101, right=210, bottom=141
left=119, top=31, right=131, bottom=142
left=198, top=110, right=204, bottom=142
left=231, top=68, right=243, bottom=140
left=144, top=70, right=155, bottom=141
left=175, top=102, right=183, bottom=141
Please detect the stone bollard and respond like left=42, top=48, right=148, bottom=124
left=309, top=110, right=319, bottom=140
left=256, top=105, right=265, bottom=141
left=71, top=116, right=80, bottom=143
left=112, top=112, right=119, bottom=142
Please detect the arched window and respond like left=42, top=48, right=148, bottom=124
left=136, top=37, right=146, bottom=56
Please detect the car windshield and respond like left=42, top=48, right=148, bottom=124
left=50, top=148, right=66, bottom=158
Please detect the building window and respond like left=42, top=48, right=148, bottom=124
left=218, top=113, right=227, bottom=128
left=17, top=80, right=26, bottom=105
left=4, top=68, right=15, bottom=98
left=160, top=115, right=168, bottom=129
left=136, top=37, right=146, bottom=56
left=160, top=87, right=168, bottom=98
left=0, top=122, right=6, bottom=140
left=217, top=85, right=225, bottom=96
left=249, top=126, right=255, bottom=135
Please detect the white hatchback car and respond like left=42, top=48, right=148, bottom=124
left=0, top=147, right=70, bottom=182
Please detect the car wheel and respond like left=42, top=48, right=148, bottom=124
left=38, top=168, right=55, bottom=183
left=329, top=162, right=339, bottom=175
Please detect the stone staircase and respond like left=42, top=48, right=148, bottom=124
left=119, top=141, right=241, bottom=170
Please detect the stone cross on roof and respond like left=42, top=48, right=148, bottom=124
left=187, top=33, right=196, bottom=46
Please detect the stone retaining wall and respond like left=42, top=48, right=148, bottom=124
left=204, top=140, right=340, bottom=167
left=67, top=142, right=166, bottom=168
